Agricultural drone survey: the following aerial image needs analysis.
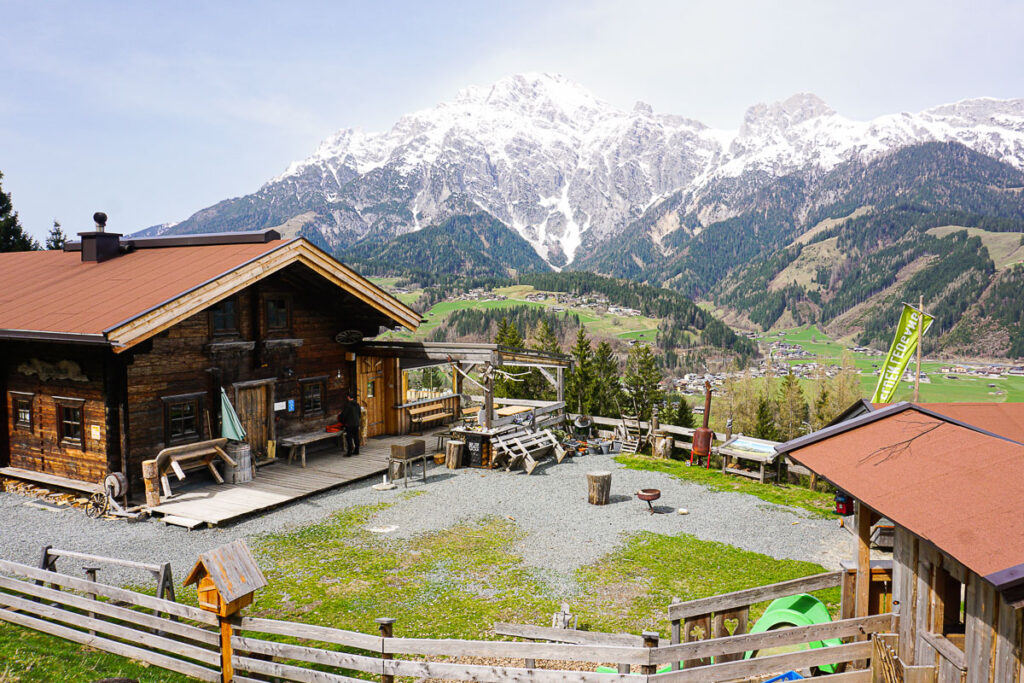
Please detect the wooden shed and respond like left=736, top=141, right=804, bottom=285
left=777, top=401, right=1024, bottom=681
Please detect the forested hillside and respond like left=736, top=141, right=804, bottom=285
left=340, top=213, right=551, bottom=279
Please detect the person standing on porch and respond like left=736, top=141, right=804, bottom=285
left=340, top=392, right=361, bottom=456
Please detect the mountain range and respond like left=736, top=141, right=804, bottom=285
left=142, top=74, right=1024, bottom=356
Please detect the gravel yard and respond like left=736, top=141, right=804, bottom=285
left=0, top=453, right=850, bottom=591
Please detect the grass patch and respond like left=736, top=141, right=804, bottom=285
left=616, top=455, right=835, bottom=518
left=575, top=532, right=840, bottom=633
left=0, top=622, right=194, bottom=683
left=0, top=500, right=838, bottom=677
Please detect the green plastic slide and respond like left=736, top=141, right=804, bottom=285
left=595, top=593, right=840, bottom=675
left=743, top=593, right=842, bottom=674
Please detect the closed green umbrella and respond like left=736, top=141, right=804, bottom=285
left=220, top=387, right=247, bottom=441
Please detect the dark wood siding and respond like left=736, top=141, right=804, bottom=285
left=2, top=342, right=109, bottom=483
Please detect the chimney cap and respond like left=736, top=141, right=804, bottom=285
left=93, top=212, right=107, bottom=231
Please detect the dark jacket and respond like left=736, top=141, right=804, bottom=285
left=339, top=399, right=361, bottom=428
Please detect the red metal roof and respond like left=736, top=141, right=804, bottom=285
left=0, top=240, right=289, bottom=337
left=878, top=402, right=1024, bottom=444
left=783, top=404, right=1024, bottom=579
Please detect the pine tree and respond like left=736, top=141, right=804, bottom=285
left=776, top=372, right=809, bottom=441
left=527, top=319, right=561, bottom=400
left=812, top=386, right=832, bottom=430
left=0, top=172, right=38, bottom=252
left=753, top=394, right=779, bottom=441
left=623, top=344, right=663, bottom=421
left=565, top=327, right=594, bottom=414
left=675, top=397, right=696, bottom=429
left=493, top=316, right=528, bottom=399
left=590, top=341, right=622, bottom=419
left=45, top=220, right=66, bottom=250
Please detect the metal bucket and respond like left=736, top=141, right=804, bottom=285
left=225, top=441, right=253, bottom=484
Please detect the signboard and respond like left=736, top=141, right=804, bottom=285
left=89, top=424, right=101, bottom=441
left=274, top=401, right=287, bottom=412
left=287, top=399, right=296, bottom=412
left=871, top=304, right=934, bottom=403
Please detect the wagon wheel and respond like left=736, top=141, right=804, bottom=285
left=85, top=492, right=107, bottom=518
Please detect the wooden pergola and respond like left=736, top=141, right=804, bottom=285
left=356, top=341, right=572, bottom=429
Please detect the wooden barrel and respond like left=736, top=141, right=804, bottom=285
left=225, top=441, right=253, bottom=484
left=587, top=471, right=612, bottom=505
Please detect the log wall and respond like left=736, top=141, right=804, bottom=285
left=2, top=342, right=110, bottom=484
left=124, top=269, right=374, bottom=490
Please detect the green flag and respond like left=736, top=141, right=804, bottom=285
left=871, top=304, right=934, bottom=403
left=220, top=387, right=247, bottom=441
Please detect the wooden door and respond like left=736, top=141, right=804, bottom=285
left=234, top=381, right=274, bottom=458
left=356, top=357, right=386, bottom=438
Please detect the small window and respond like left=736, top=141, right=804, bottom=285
left=265, top=297, right=290, bottom=332
left=366, top=380, right=376, bottom=398
left=10, top=392, right=33, bottom=431
left=162, top=393, right=204, bottom=445
left=210, top=298, right=238, bottom=335
left=300, top=378, right=325, bottom=416
left=55, top=397, right=85, bottom=446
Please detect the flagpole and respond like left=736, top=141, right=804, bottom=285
left=914, top=295, right=923, bottom=403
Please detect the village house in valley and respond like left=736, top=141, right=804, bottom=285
left=0, top=225, right=420, bottom=499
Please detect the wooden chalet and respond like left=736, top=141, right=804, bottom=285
left=777, top=402, right=1024, bottom=681
left=0, top=227, right=420, bottom=500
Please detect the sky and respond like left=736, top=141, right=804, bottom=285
left=1, top=0, right=1022, bottom=243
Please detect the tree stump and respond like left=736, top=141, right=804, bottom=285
left=446, top=440, right=464, bottom=469
left=141, top=459, right=161, bottom=507
left=587, top=471, right=612, bottom=505
left=653, top=432, right=673, bottom=459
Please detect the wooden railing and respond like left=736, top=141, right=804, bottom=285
left=1, top=557, right=895, bottom=682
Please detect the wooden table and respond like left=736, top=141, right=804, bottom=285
left=279, top=430, right=343, bottom=468
left=717, top=436, right=780, bottom=484
left=496, top=405, right=532, bottom=417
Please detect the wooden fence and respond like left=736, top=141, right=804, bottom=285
left=0, top=558, right=897, bottom=682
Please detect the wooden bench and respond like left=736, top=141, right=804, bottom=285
left=407, top=401, right=454, bottom=434
left=717, top=436, right=780, bottom=484
left=389, top=439, right=428, bottom=487
left=279, top=430, right=344, bottom=468
left=144, top=438, right=238, bottom=505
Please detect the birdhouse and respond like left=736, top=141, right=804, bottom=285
left=184, top=539, right=267, bottom=617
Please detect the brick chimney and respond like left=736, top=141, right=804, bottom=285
left=79, top=212, right=121, bottom=263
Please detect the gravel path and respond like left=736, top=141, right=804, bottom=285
left=0, top=453, right=850, bottom=591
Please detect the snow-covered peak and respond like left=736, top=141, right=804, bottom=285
left=262, top=75, right=1024, bottom=267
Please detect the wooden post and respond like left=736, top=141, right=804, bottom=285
left=914, top=295, right=923, bottom=403
left=640, top=631, right=659, bottom=675
left=483, top=365, right=494, bottom=430
left=855, top=500, right=872, bottom=622
left=219, top=615, right=234, bottom=683
left=83, top=567, right=98, bottom=636
left=586, top=471, right=611, bottom=505
left=142, top=459, right=161, bottom=507
left=670, top=611, right=681, bottom=672
left=377, top=617, right=396, bottom=683
left=556, top=366, right=564, bottom=403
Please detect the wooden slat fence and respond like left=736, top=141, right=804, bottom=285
left=0, top=559, right=220, bottom=681
left=1, top=557, right=897, bottom=682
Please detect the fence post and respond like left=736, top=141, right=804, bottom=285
left=83, top=566, right=99, bottom=636
left=641, top=631, right=659, bottom=676
left=670, top=598, right=681, bottom=672
left=377, top=617, right=396, bottom=683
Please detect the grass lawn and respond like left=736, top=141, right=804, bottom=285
left=616, top=455, right=836, bottom=519
left=0, top=500, right=838, bottom=680
left=616, top=328, right=659, bottom=340
left=765, top=325, right=1024, bottom=403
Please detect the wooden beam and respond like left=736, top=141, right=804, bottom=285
left=855, top=500, right=872, bottom=619
left=668, top=571, right=843, bottom=621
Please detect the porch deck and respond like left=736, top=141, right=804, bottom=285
left=148, top=428, right=446, bottom=528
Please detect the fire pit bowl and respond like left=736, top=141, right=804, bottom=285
left=637, top=488, right=661, bottom=514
